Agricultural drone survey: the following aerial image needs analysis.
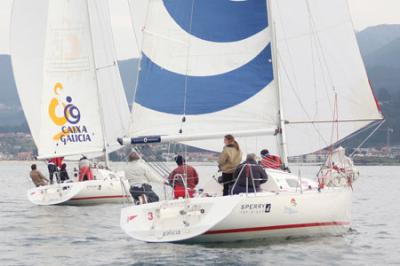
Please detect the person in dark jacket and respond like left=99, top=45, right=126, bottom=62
left=59, top=163, right=69, bottom=182
left=231, top=153, right=268, bottom=195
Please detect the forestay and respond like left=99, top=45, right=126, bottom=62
left=11, top=0, right=130, bottom=158
left=128, top=0, right=280, bottom=155
left=270, top=0, right=383, bottom=156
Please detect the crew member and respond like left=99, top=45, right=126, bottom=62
left=218, top=134, right=242, bottom=196
left=260, top=149, right=282, bottom=169
left=168, top=155, right=199, bottom=199
left=232, top=154, right=268, bottom=194
left=125, top=151, right=164, bottom=203
left=47, top=157, right=63, bottom=184
left=59, top=163, right=70, bottom=182
left=30, top=164, right=49, bottom=187
left=79, top=156, right=93, bottom=181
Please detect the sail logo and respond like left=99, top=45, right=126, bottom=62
left=48, top=82, right=92, bottom=145
left=135, top=0, right=273, bottom=115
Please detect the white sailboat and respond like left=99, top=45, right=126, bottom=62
left=119, top=0, right=383, bottom=242
left=11, top=0, right=131, bottom=205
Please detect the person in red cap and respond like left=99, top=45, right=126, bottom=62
left=168, top=155, right=199, bottom=199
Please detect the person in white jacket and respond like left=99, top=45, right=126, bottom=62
left=125, top=151, right=165, bottom=204
left=125, top=151, right=164, bottom=185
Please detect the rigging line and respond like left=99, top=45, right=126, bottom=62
left=308, top=9, right=333, bottom=115
left=336, top=95, right=340, bottom=143
left=304, top=0, right=333, bottom=110
left=135, top=145, right=170, bottom=177
left=151, top=148, right=171, bottom=174
left=126, top=0, right=148, bottom=55
left=304, top=0, right=336, bottom=92
left=148, top=162, right=169, bottom=177
left=146, top=149, right=171, bottom=175
left=273, top=1, right=328, bottom=147
left=276, top=0, right=332, bottom=114
left=277, top=52, right=329, bottom=147
left=127, top=0, right=151, bottom=127
left=274, top=1, right=300, bottom=97
left=328, top=94, right=337, bottom=154
left=180, top=0, right=195, bottom=134
left=133, top=148, right=164, bottom=178
left=149, top=161, right=169, bottom=177
left=310, top=17, right=319, bottom=120
left=333, top=94, right=340, bottom=147
left=350, top=120, right=385, bottom=158
left=334, top=119, right=383, bottom=147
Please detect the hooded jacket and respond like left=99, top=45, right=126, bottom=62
left=218, top=145, right=242, bottom=174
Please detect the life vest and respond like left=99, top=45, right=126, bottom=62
left=49, top=157, right=63, bottom=168
left=261, top=155, right=282, bottom=169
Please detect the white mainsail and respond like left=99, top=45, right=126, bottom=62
left=126, top=0, right=382, bottom=158
left=11, top=0, right=130, bottom=159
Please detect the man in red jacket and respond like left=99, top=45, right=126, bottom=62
left=47, top=157, right=64, bottom=184
left=260, top=149, right=282, bottom=170
left=168, top=155, right=199, bottom=199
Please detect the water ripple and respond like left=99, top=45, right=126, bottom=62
left=1, top=162, right=400, bottom=266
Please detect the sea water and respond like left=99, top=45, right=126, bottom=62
left=0, top=161, right=399, bottom=266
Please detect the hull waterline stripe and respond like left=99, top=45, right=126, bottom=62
left=205, top=221, right=350, bottom=235
left=70, top=195, right=129, bottom=201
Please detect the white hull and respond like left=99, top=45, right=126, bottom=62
left=121, top=187, right=352, bottom=243
left=27, top=169, right=131, bottom=206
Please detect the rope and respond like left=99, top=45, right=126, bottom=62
left=304, top=0, right=336, bottom=92
left=179, top=0, right=195, bottom=135
left=350, top=120, right=385, bottom=158
left=127, top=0, right=151, bottom=128
left=333, top=120, right=384, bottom=149
left=277, top=52, right=329, bottom=147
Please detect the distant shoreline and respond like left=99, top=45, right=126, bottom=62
left=1, top=160, right=399, bottom=167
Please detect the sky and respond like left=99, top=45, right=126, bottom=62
left=1, top=0, right=400, bottom=59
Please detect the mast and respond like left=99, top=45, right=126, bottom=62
left=86, top=0, right=110, bottom=167
left=267, top=0, right=289, bottom=167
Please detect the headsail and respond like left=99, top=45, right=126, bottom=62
left=11, top=0, right=130, bottom=158
left=270, top=0, right=383, bottom=156
left=128, top=0, right=280, bottom=155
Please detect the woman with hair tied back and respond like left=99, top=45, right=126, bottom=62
left=218, top=134, right=242, bottom=196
